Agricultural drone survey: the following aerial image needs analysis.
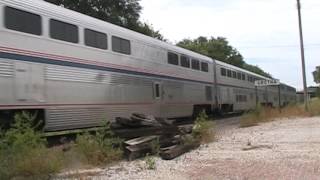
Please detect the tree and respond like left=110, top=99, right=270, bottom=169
left=313, top=66, right=320, bottom=84
left=45, top=0, right=165, bottom=40
left=177, top=36, right=272, bottom=78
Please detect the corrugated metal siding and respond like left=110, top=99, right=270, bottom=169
left=46, top=65, right=108, bottom=83
left=45, top=107, right=106, bottom=131
left=0, top=60, right=14, bottom=77
left=46, top=65, right=153, bottom=86
left=45, top=105, right=158, bottom=131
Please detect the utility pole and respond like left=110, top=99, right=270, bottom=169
left=297, top=0, right=308, bottom=111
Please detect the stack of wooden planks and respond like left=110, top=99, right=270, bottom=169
left=111, top=113, right=200, bottom=161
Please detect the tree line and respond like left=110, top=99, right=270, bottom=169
left=45, top=0, right=271, bottom=78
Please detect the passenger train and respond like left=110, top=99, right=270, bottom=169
left=0, top=0, right=296, bottom=132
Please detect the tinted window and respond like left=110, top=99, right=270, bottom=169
left=191, top=59, right=200, bottom=70
left=85, top=29, right=107, bottom=49
left=155, top=83, right=160, bottom=98
left=50, top=19, right=78, bottom=43
left=237, top=72, right=241, bottom=80
left=112, top=36, right=131, bottom=55
left=5, top=7, right=42, bottom=35
left=227, top=70, right=232, bottom=77
left=180, top=55, right=190, bottom=68
left=221, top=68, right=226, bottom=76
left=232, top=71, right=237, bottom=78
left=167, top=52, right=179, bottom=65
left=201, top=62, right=209, bottom=72
left=242, top=73, right=246, bottom=80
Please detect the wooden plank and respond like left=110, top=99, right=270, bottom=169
left=124, top=135, right=158, bottom=146
left=160, top=142, right=200, bottom=160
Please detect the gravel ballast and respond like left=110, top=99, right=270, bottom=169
left=58, top=116, right=320, bottom=180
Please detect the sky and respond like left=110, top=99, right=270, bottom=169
left=140, top=0, right=320, bottom=90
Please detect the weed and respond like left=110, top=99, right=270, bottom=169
left=144, top=154, right=156, bottom=170
left=74, top=122, right=123, bottom=166
left=192, top=110, right=215, bottom=143
left=309, top=98, right=320, bottom=116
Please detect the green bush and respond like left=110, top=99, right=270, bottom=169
left=0, top=111, right=63, bottom=179
left=74, top=122, right=123, bottom=166
left=192, top=110, right=215, bottom=143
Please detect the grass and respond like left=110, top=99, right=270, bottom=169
left=74, top=129, right=123, bottom=166
left=0, top=112, right=124, bottom=179
left=240, top=98, right=320, bottom=128
left=144, top=154, right=156, bottom=170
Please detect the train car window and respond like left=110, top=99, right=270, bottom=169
left=221, top=68, right=226, bottom=76
left=180, top=55, right=190, bottom=68
left=201, top=62, right=209, bottom=72
left=242, top=73, right=246, bottom=80
left=154, top=83, right=161, bottom=99
left=232, top=71, right=237, bottom=78
left=167, top=52, right=179, bottom=65
left=191, top=59, right=200, bottom=70
left=4, top=7, right=42, bottom=35
left=227, top=69, right=232, bottom=77
left=112, top=36, right=131, bottom=55
left=85, top=29, right=108, bottom=50
left=50, top=19, right=78, bottom=43
left=237, top=72, right=241, bottom=80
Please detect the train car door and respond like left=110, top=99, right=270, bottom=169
left=14, top=62, right=45, bottom=103
left=15, top=62, right=29, bottom=102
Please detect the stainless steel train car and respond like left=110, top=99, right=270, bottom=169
left=0, top=0, right=296, bottom=132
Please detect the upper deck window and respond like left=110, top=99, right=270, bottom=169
left=237, top=72, right=241, bottom=80
left=191, top=59, right=200, bottom=70
left=180, top=55, right=190, bottom=68
left=167, top=52, right=179, bottom=65
left=227, top=69, right=232, bottom=77
left=50, top=19, right=78, bottom=43
left=242, top=73, right=246, bottom=81
left=221, top=68, right=226, bottom=76
left=85, top=29, right=108, bottom=50
left=4, top=7, right=42, bottom=35
left=232, top=71, right=237, bottom=78
left=201, top=62, right=209, bottom=72
left=112, top=36, right=131, bottom=55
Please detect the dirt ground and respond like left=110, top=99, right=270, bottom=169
left=58, top=116, right=320, bottom=180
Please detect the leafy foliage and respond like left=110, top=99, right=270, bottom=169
left=45, top=0, right=165, bottom=40
left=313, top=66, right=320, bottom=84
left=0, top=112, right=63, bottom=179
left=177, top=36, right=272, bottom=78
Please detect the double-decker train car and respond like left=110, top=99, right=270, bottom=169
left=0, top=0, right=296, bottom=132
left=215, top=61, right=296, bottom=112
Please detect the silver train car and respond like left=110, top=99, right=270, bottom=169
left=0, top=0, right=296, bottom=132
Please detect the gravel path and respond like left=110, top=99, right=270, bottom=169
left=58, top=116, right=320, bottom=180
